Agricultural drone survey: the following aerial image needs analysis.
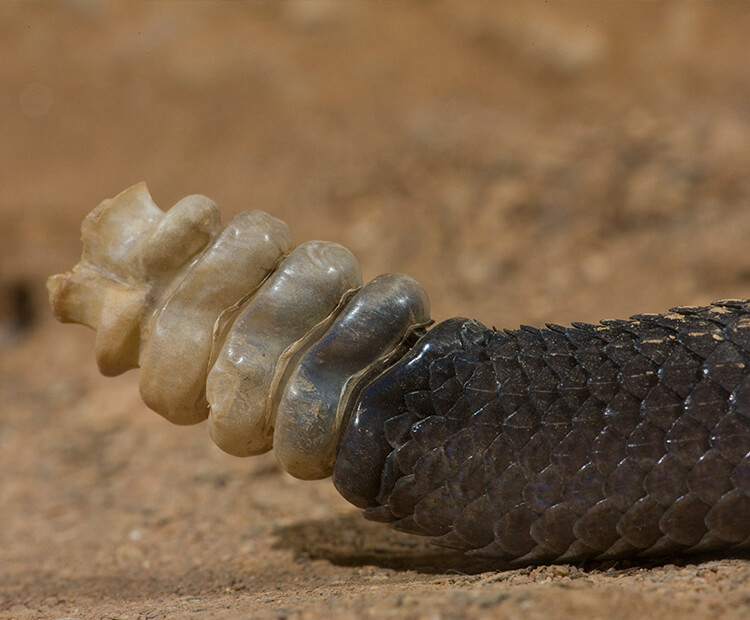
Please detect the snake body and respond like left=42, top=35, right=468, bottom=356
left=335, top=304, right=750, bottom=562
left=48, top=185, right=750, bottom=565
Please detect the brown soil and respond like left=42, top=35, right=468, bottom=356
left=2, top=2, right=750, bottom=618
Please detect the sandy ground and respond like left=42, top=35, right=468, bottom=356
left=2, top=1, right=750, bottom=618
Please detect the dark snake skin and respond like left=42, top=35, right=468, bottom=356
left=333, top=300, right=750, bottom=564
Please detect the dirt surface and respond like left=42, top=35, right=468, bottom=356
left=2, top=1, right=750, bottom=618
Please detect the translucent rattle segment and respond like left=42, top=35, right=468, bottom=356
left=139, top=210, right=294, bottom=425
left=274, top=273, right=431, bottom=480
left=206, top=241, right=362, bottom=456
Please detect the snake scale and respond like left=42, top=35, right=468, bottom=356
left=49, top=184, right=750, bottom=565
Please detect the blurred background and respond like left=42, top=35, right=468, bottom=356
left=2, top=2, right=750, bottom=618
left=4, top=0, right=750, bottom=330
